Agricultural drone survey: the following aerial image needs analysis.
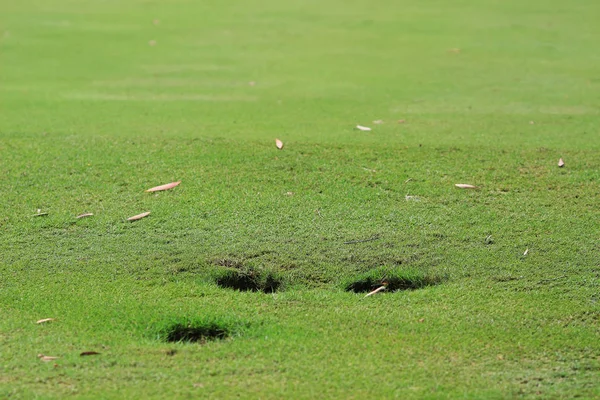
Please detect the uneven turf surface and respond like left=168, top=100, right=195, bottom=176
left=1, top=0, right=599, bottom=398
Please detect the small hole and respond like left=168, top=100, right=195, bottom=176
left=215, top=269, right=282, bottom=293
left=163, top=322, right=230, bottom=343
left=345, top=269, right=443, bottom=293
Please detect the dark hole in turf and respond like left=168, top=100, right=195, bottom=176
left=345, top=273, right=442, bottom=293
left=164, top=322, right=230, bottom=343
left=215, top=269, right=281, bottom=293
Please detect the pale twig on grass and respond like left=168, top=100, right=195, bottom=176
left=36, top=318, right=55, bottom=324
left=364, top=286, right=386, bottom=297
left=38, top=354, right=59, bottom=362
left=146, top=181, right=181, bottom=192
left=455, top=184, right=477, bottom=189
left=76, top=213, right=94, bottom=219
left=128, top=212, right=151, bottom=221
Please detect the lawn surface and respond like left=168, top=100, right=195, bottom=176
left=1, top=0, right=599, bottom=398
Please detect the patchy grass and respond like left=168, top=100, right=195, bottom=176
left=1, top=0, right=600, bottom=398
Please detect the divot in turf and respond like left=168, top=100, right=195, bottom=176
left=162, top=321, right=231, bottom=344
left=344, top=268, right=443, bottom=293
left=215, top=268, right=282, bottom=293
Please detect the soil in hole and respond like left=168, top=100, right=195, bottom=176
left=164, top=322, right=230, bottom=343
left=215, top=269, right=281, bottom=293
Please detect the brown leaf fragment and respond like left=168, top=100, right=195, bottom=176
left=76, top=213, right=94, bottom=219
left=127, top=211, right=151, bottom=221
left=36, top=318, right=55, bottom=324
left=398, top=119, right=406, bottom=124
left=38, top=354, right=59, bottom=362
left=455, top=184, right=477, bottom=189
left=418, top=318, right=425, bottom=323
left=364, top=286, right=386, bottom=297
left=80, top=351, right=100, bottom=356
left=145, top=181, right=181, bottom=192
left=558, top=158, right=565, bottom=167
left=356, top=125, right=371, bottom=131
left=148, top=40, right=157, bottom=46
left=275, top=139, right=284, bottom=149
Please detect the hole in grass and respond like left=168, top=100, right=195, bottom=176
left=344, top=268, right=443, bottom=293
left=163, top=321, right=230, bottom=343
left=215, top=268, right=282, bottom=293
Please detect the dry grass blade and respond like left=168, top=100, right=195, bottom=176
left=523, top=248, right=529, bottom=256
left=38, top=354, right=59, bottom=362
left=36, top=318, right=55, bottom=324
left=76, top=213, right=94, bottom=219
left=33, top=212, right=48, bottom=217
left=146, top=181, right=181, bottom=192
left=80, top=351, right=101, bottom=356
left=558, top=158, right=565, bottom=167
left=127, top=212, right=151, bottom=221
left=275, top=139, right=284, bottom=149
left=356, top=125, right=372, bottom=131
left=455, top=184, right=477, bottom=189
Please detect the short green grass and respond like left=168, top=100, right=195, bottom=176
left=1, top=0, right=599, bottom=398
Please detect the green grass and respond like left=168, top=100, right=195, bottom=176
left=1, top=0, right=599, bottom=398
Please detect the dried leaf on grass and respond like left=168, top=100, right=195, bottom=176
left=38, top=354, right=59, bottom=362
left=80, top=351, right=101, bottom=356
left=128, top=212, right=151, bottom=221
left=275, top=139, right=284, bottom=149
left=76, top=213, right=94, bottom=219
left=146, top=181, right=181, bottom=192
left=356, top=125, right=371, bottom=131
left=558, top=158, right=565, bottom=167
left=36, top=318, right=55, bottom=324
left=455, top=184, right=477, bottom=189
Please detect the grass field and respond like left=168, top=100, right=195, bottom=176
left=1, top=0, right=599, bottom=398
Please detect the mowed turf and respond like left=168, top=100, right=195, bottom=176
left=1, top=0, right=599, bottom=398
